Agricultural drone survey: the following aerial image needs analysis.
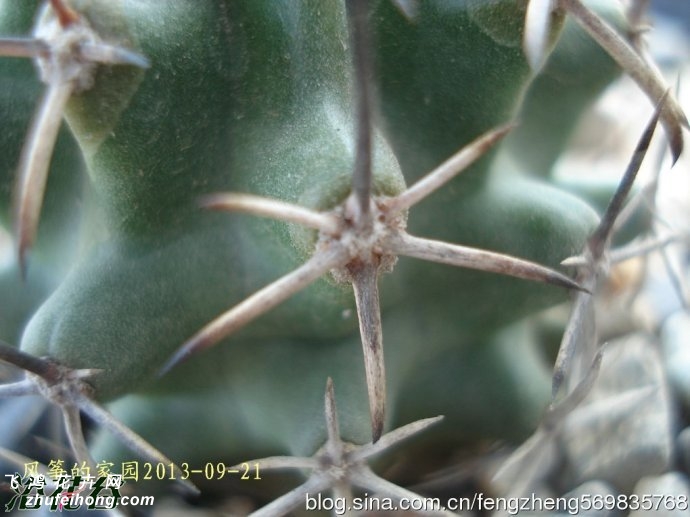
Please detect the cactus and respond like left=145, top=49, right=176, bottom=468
left=0, top=0, right=685, bottom=514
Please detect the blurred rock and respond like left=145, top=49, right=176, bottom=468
left=628, top=472, right=690, bottom=517
left=675, top=427, right=690, bottom=476
left=561, top=480, right=618, bottom=517
left=560, top=334, right=674, bottom=492
left=661, top=311, right=690, bottom=409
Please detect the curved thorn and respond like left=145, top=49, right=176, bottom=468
left=0, top=447, right=51, bottom=476
left=588, top=99, right=662, bottom=259
left=625, top=0, right=651, bottom=50
left=161, top=246, right=348, bottom=374
left=351, top=261, right=385, bottom=442
left=352, top=467, right=455, bottom=517
left=524, top=0, right=557, bottom=72
left=324, top=378, right=341, bottom=447
left=0, top=341, right=57, bottom=380
left=78, top=42, right=150, bottom=69
left=200, top=193, right=340, bottom=235
left=561, top=254, right=588, bottom=268
left=491, top=429, right=554, bottom=493
left=0, top=379, right=40, bottom=397
left=0, top=37, right=49, bottom=58
left=612, top=180, right=656, bottom=235
left=49, top=0, right=81, bottom=27
left=546, top=344, right=605, bottom=425
left=332, top=481, right=355, bottom=517
left=69, top=368, right=103, bottom=381
left=13, top=82, right=73, bottom=278
left=324, top=377, right=346, bottom=460
left=564, top=385, right=657, bottom=428
left=389, top=123, right=515, bottom=213
left=250, top=475, right=331, bottom=517
left=353, top=415, right=444, bottom=462
left=552, top=283, right=596, bottom=398
left=389, top=232, right=586, bottom=292
left=559, top=0, right=687, bottom=161
left=63, top=404, right=94, bottom=471
left=610, top=232, right=686, bottom=264
left=657, top=233, right=689, bottom=308
left=72, top=392, right=199, bottom=495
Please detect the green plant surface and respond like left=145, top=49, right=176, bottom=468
left=14, top=0, right=594, bottom=401
left=1, top=0, right=671, bottom=512
left=501, top=0, right=625, bottom=176
left=19, top=0, right=406, bottom=399
left=372, top=0, right=534, bottom=187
